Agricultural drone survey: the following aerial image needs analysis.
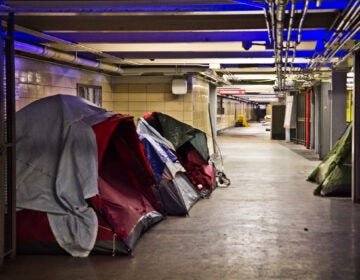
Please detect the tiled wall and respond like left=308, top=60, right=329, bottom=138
left=111, top=76, right=194, bottom=124
left=15, top=56, right=113, bottom=112
left=217, top=97, right=255, bottom=131
left=14, top=57, right=214, bottom=149
left=191, top=78, right=213, bottom=153
left=112, top=76, right=214, bottom=154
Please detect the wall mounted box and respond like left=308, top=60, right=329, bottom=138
left=172, top=79, right=187, bottom=94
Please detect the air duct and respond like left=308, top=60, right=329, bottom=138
left=14, top=41, right=123, bottom=74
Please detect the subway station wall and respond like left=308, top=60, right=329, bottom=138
left=111, top=75, right=213, bottom=154
left=14, top=56, right=212, bottom=142
left=14, top=56, right=113, bottom=111
left=217, top=97, right=255, bottom=130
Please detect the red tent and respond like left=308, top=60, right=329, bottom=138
left=142, top=112, right=217, bottom=197
left=16, top=95, right=162, bottom=256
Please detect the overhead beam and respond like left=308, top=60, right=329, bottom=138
left=12, top=12, right=335, bottom=32
left=4, top=1, right=349, bottom=13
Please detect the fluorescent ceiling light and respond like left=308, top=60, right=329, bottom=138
left=81, top=42, right=269, bottom=52
left=225, top=74, right=276, bottom=80
left=123, top=58, right=329, bottom=65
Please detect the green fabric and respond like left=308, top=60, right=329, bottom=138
left=156, top=112, right=210, bottom=161
left=320, top=164, right=351, bottom=196
left=309, top=122, right=352, bottom=196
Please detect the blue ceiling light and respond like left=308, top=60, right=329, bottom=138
left=14, top=31, right=50, bottom=44
left=288, top=1, right=349, bottom=10
left=283, top=30, right=327, bottom=41
left=282, top=50, right=319, bottom=57
left=353, top=32, right=360, bottom=40
left=332, top=50, right=348, bottom=57
left=231, top=1, right=266, bottom=10
left=315, top=40, right=325, bottom=53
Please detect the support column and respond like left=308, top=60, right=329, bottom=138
left=319, top=81, right=331, bottom=159
left=352, top=50, right=360, bottom=202
left=305, top=89, right=311, bottom=149
left=208, top=84, right=217, bottom=153
left=331, top=71, right=347, bottom=147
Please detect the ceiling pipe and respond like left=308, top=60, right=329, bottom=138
left=324, top=0, right=358, bottom=51
left=341, top=3, right=360, bottom=31
left=275, top=0, right=288, bottom=91
left=291, top=0, right=309, bottom=71
left=326, top=21, right=360, bottom=61
left=307, top=0, right=353, bottom=69
left=284, top=0, right=296, bottom=73
left=270, top=1, right=276, bottom=47
left=14, top=41, right=123, bottom=74
left=264, top=7, right=273, bottom=45
left=334, top=40, right=360, bottom=68
left=296, top=0, right=309, bottom=46
left=310, top=0, right=360, bottom=69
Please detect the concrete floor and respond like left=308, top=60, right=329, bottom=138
left=3, top=123, right=360, bottom=280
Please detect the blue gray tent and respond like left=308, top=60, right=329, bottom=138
left=137, top=118, right=200, bottom=215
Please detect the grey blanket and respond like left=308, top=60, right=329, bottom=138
left=16, top=94, right=114, bottom=257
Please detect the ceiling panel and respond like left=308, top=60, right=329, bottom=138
left=3, top=0, right=360, bottom=100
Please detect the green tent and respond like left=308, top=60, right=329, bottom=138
left=143, top=111, right=210, bottom=161
left=308, top=123, right=352, bottom=196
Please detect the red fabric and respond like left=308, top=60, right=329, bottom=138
left=93, top=114, right=160, bottom=240
left=142, top=112, right=155, bottom=119
left=17, top=114, right=160, bottom=246
left=92, top=115, right=128, bottom=169
left=181, top=149, right=216, bottom=192
left=95, top=115, right=158, bottom=209
left=17, top=210, right=54, bottom=241
left=17, top=209, right=115, bottom=242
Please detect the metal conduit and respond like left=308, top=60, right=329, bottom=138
left=275, top=0, right=288, bottom=91
left=308, top=0, right=354, bottom=69
left=292, top=0, right=309, bottom=71
left=317, top=1, right=360, bottom=66
left=267, top=0, right=276, bottom=49
left=324, top=0, right=359, bottom=50
left=342, top=3, right=360, bottom=31
left=311, top=0, right=360, bottom=69
left=326, top=0, right=353, bottom=34
left=323, top=0, right=359, bottom=59
left=14, top=41, right=123, bottom=74
left=296, top=0, right=309, bottom=45
left=335, top=40, right=360, bottom=67
left=327, top=21, right=360, bottom=61
left=284, top=0, right=296, bottom=73
left=264, top=7, right=273, bottom=45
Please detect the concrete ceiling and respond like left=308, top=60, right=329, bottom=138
left=2, top=0, right=360, bottom=99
